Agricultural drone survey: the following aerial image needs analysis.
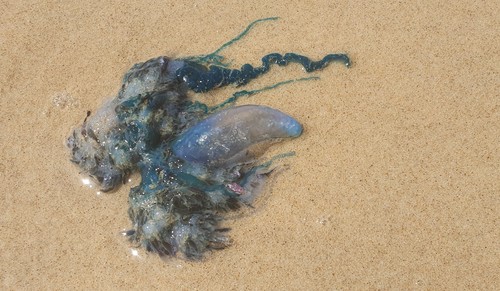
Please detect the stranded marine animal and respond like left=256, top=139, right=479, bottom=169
left=67, top=18, right=350, bottom=260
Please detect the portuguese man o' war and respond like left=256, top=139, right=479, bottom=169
left=67, top=17, right=350, bottom=260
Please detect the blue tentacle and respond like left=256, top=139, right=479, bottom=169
left=177, top=52, right=351, bottom=93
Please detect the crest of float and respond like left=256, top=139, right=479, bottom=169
left=67, top=17, right=350, bottom=259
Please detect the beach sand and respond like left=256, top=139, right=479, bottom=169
left=1, top=1, right=498, bottom=289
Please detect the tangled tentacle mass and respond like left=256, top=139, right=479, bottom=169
left=67, top=18, right=350, bottom=260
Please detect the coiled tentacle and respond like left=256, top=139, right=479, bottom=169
left=177, top=53, right=351, bottom=93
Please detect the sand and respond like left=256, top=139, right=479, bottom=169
left=1, top=0, right=498, bottom=289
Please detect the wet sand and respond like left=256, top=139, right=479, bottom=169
left=1, top=1, right=498, bottom=289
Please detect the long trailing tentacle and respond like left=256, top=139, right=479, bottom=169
left=185, top=76, right=320, bottom=114
left=201, top=17, right=280, bottom=65
left=177, top=52, right=351, bottom=93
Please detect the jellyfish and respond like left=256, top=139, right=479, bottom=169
left=67, top=17, right=350, bottom=259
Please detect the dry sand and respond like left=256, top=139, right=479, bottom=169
left=1, top=1, right=498, bottom=289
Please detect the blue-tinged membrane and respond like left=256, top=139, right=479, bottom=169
left=172, top=105, right=302, bottom=164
